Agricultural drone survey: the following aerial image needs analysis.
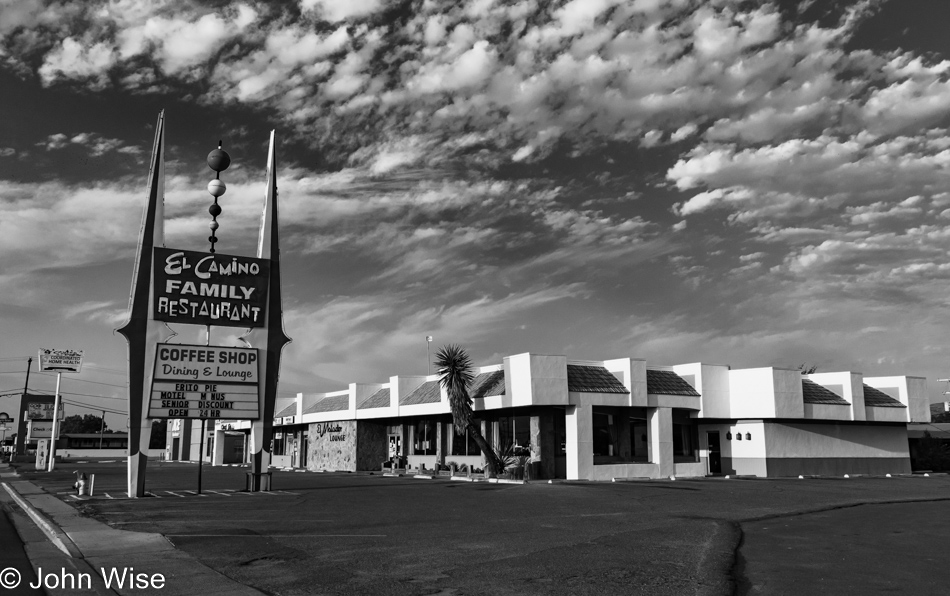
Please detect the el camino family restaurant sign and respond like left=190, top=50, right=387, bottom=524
left=148, top=345, right=261, bottom=420
left=153, top=247, right=269, bottom=327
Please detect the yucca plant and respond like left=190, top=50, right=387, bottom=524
left=436, top=344, right=505, bottom=475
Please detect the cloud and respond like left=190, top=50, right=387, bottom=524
left=38, top=37, right=117, bottom=88
left=282, top=283, right=586, bottom=384
left=668, top=132, right=950, bottom=223
left=300, top=0, right=386, bottom=22
left=0, top=0, right=879, bottom=169
left=36, top=132, right=141, bottom=156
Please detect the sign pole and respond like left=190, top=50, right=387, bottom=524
left=198, top=419, right=205, bottom=494
left=197, top=324, right=211, bottom=495
left=47, top=372, right=62, bottom=472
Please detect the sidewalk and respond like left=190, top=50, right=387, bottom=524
left=0, top=463, right=263, bottom=595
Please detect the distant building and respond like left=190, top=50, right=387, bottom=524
left=165, top=353, right=929, bottom=480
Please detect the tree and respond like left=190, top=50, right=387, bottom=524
left=59, top=414, right=108, bottom=434
left=798, top=363, right=819, bottom=375
left=436, top=344, right=505, bottom=475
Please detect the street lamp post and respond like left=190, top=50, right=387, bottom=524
left=426, top=336, right=433, bottom=376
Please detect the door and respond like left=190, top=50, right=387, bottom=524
left=172, top=437, right=180, bottom=460
left=707, top=432, right=722, bottom=475
left=388, top=434, right=401, bottom=466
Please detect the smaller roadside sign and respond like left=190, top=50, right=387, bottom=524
left=0, top=411, right=12, bottom=423
left=38, top=348, right=84, bottom=373
left=28, top=419, right=59, bottom=440
left=27, top=402, right=64, bottom=420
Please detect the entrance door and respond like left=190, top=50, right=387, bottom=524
left=707, top=432, right=722, bottom=475
left=388, top=434, right=401, bottom=466
left=172, top=437, right=180, bottom=460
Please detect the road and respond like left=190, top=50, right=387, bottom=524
left=13, top=461, right=950, bottom=595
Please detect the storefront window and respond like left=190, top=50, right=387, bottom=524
left=450, top=425, right=480, bottom=456
left=272, top=431, right=285, bottom=456
left=554, top=408, right=566, bottom=455
left=629, top=408, right=648, bottom=462
left=497, top=415, right=530, bottom=450
left=413, top=419, right=437, bottom=455
left=593, top=406, right=647, bottom=464
left=672, top=409, right=699, bottom=462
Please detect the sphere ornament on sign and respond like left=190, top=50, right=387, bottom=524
left=206, top=142, right=231, bottom=253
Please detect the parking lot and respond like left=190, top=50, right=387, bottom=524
left=13, top=461, right=950, bottom=595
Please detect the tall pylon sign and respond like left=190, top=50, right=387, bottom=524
left=118, top=112, right=290, bottom=497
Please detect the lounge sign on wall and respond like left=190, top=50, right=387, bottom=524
left=147, top=344, right=261, bottom=420
left=153, top=247, right=269, bottom=328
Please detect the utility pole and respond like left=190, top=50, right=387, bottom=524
left=15, top=357, right=32, bottom=460
left=99, top=410, right=105, bottom=450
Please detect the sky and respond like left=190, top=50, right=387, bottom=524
left=2, top=0, right=950, bottom=429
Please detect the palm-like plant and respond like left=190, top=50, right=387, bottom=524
left=436, top=344, right=504, bottom=475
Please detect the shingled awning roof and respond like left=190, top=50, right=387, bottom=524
left=567, top=365, right=629, bottom=394
left=863, top=384, right=906, bottom=408
left=400, top=380, right=441, bottom=405
left=471, top=370, right=505, bottom=399
left=274, top=402, right=296, bottom=418
left=303, top=394, right=349, bottom=414
left=357, top=387, right=390, bottom=410
left=646, top=369, right=700, bottom=396
left=802, top=379, right=850, bottom=405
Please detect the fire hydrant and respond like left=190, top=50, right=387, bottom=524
left=75, top=472, right=88, bottom=496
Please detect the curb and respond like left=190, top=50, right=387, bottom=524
left=1, top=482, right=83, bottom=558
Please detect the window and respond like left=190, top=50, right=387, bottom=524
left=450, top=424, right=480, bottom=456
left=497, top=415, right=530, bottom=450
left=554, top=408, right=566, bottom=455
left=672, top=409, right=698, bottom=462
left=592, top=410, right=614, bottom=457
left=629, top=408, right=648, bottom=462
left=272, top=432, right=285, bottom=456
left=413, top=419, right=437, bottom=455
left=592, top=406, right=647, bottom=464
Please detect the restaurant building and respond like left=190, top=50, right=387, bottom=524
left=179, top=352, right=930, bottom=479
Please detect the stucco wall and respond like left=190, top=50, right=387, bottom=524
left=699, top=421, right=767, bottom=477
left=307, top=420, right=357, bottom=471
left=728, top=369, right=777, bottom=418
left=589, top=462, right=658, bottom=480
left=764, top=422, right=909, bottom=459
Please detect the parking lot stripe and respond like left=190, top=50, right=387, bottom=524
left=165, top=534, right=386, bottom=538
left=205, top=490, right=231, bottom=496
left=165, top=491, right=186, bottom=497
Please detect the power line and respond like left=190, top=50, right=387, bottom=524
left=61, top=400, right=127, bottom=415
left=33, top=372, right=127, bottom=389
left=32, top=390, right=126, bottom=401
left=83, top=364, right=127, bottom=375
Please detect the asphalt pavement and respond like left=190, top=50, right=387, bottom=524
left=3, top=460, right=950, bottom=595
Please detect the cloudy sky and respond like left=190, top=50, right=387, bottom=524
left=2, top=0, right=950, bottom=426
